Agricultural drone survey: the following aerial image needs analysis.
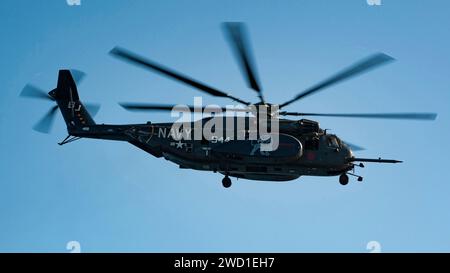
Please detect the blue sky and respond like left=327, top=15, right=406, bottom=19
left=0, top=0, right=449, bottom=252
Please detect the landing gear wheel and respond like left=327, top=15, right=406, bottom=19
left=339, top=174, right=349, bottom=185
left=357, top=176, right=363, bottom=182
left=222, top=176, right=232, bottom=188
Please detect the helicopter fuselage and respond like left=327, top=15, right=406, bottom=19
left=71, top=117, right=354, bottom=182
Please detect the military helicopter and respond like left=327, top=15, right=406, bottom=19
left=21, top=23, right=437, bottom=188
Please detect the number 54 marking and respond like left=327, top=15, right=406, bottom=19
left=211, top=136, right=230, bottom=143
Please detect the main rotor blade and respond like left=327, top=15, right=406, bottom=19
left=279, top=53, right=395, bottom=109
left=119, top=102, right=249, bottom=113
left=110, top=47, right=250, bottom=105
left=342, top=141, right=365, bottom=151
left=279, top=111, right=437, bottom=120
left=223, top=22, right=264, bottom=103
left=33, top=105, right=58, bottom=133
left=20, top=84, right=54, bottom=101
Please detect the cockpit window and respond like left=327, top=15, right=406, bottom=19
left=327, top=136, right=340, bottom=148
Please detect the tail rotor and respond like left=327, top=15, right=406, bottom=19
left=20, top=70, right=99, bottom=134
left=20, top=83, right=58, bottom=133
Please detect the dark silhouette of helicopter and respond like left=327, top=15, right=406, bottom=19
left=21, top=23, right=437, bottom=188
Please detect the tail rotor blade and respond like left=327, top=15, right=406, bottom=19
left=84, top=103, right=101, bottom=117
left=70, top=69, right=86, bottom=85
left=33, top=105, right=58, bottom=134
left=21, top=70, right=85, bottom=101
left=20, top=84, right=53, bottom=101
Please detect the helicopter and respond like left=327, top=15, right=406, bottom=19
left=20, top=23, right=437, bottom=188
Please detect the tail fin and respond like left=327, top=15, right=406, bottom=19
left=49, top=70, right=95, bottom=132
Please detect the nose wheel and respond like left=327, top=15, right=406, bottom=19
left=339, top=174, right=349, bottom=185
left=222, top=175, right=232, bottom=188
